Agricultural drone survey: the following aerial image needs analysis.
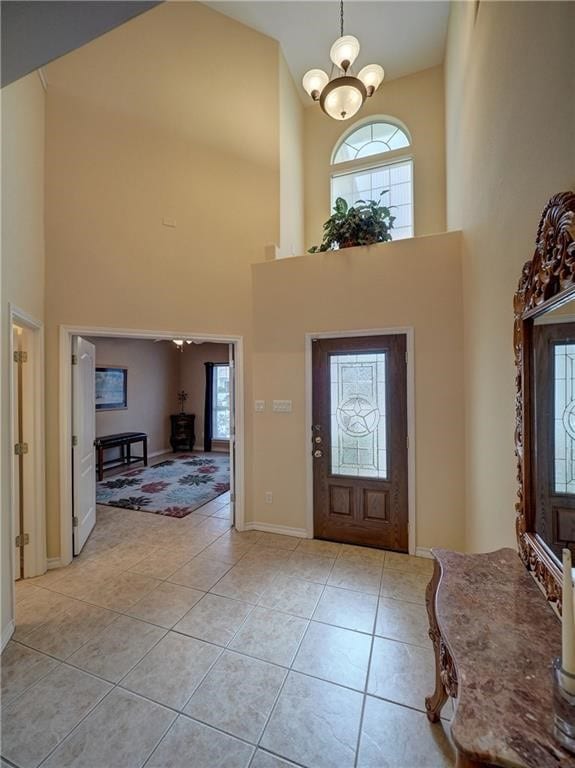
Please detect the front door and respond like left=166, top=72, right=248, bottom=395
left=312, top=334, right=408, bottom=551
left=12, top=324, right=23, bottom=580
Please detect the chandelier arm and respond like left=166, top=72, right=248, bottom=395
left=340, top=0, right=344, bottom=37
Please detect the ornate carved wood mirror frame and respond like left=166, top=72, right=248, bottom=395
left=515, top=190, right=575, bottom=609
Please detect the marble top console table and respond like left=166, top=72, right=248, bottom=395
left=425, top=548, right=575, bottom=768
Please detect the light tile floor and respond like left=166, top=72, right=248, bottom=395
left=1, top=495, right=455, bottom=768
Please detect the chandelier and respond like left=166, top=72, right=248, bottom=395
left=171, top=339, right=204, bottom=350
left=302, top=0, right=384, bottom=121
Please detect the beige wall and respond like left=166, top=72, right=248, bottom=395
left=304, top=65, right=446, bottom=251
left=179, top=342, right=230, bottom=447
left=1, top=72, right=46, bottom=640
left=87, top=338, right=180, bottom=457
left=445, top=1, right=575, bottom=552
left=278, top=52, right=304, bottom=258
left=251, top=231, right=465, bottom=549
left=44, top=2, right=280, bottom=558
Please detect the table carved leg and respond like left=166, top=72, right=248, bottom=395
left=425, top=558, right=458, bottom=722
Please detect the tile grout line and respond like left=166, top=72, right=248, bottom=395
left=139, top=711, right=258, bottom=768
left=19, top=521, right=244, bottom=628
left=35, top=685, right=178, bottom=768
left=251, top=548, right=339, bottom=758
left=16, top=542, right=351, bottom=670
left=10, top=622, right=439, bottom=722
left=34, top=681, right=119, bottom=768
left=14, top=546, right=306, bottom=671
left=353, top=564, right=385, bottom=768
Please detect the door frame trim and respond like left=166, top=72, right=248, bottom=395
left=304, top=327, right=416, bottom=554
left=8, top=304, right=47, bottom=579
left=59, top=325, right=245, bottom=566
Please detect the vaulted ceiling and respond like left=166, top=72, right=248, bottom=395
left=2, top=1, right=450, bottom=95
left=205, top=1, right=450, bottom=98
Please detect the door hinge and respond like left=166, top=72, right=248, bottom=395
left=13, top=351, right=28, bottom=363
left=72, top=435, right=78, bottom=447
left=72, top=354, right=78, bottom=365
left=230, top=492, right=235, bottom=503
left=73, top=516, right=79, bottom=527
left=15, top=533, right=30, bottom=547
left=14, top=442, right=29, bottom=456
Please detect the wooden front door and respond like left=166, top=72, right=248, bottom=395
left=312, top=335, right=408, bottom=551
left=533, top=321, right=575, bottom=559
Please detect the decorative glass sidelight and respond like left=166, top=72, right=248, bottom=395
left=330, top=352, right=387, bottom=478
left=554, top=343, right=575, bottom=493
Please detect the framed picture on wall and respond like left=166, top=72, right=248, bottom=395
left=95, top=367, right=127, bottom=410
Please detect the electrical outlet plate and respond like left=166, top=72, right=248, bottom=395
left=265, top=491, right=273, bottom=504
left=272, top=400, right=292, bottom=413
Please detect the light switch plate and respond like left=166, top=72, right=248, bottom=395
left=255, top=400, right=265, bottom=412
left=272, top=400, right=292, bottom=413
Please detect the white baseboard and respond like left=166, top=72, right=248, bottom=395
left=1, top=619, right=15, bottom=651
left=47, top=557, right=62, bottom=570
left=243, top=522, right=310, bottom=539
left=415, top=547, right=433, bottom=559
left=149, top=448, right=172, bottom=459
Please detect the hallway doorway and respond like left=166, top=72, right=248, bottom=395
left=59, top=327, right=244, bottom=566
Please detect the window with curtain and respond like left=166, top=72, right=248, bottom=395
left=212, top=364, right=230, bottom=440
left=331, top=120, right=414, bottom=240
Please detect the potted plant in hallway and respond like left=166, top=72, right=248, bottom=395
left=308, top=194, right=395, bottom=253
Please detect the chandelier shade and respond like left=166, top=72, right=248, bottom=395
left=302, top=68, right=330, bottom=99
left=357, top=64, right=385, bottom=96
left=329, top=35, right=360, bottom=71
left=302, top=1, right=385, bottom=120
left=320, top=76, right=366, bottom=121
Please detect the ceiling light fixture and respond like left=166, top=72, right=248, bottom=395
left=171, top=338, right=205, bottom=349
left=302, top=0, right=384, bottom=121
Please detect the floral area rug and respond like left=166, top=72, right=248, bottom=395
left=96, top=453, right=230, bottom=518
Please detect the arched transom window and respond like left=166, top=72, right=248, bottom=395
left=331, top=119, right=414, bottom=240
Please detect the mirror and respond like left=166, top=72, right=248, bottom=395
left=514, top=190, right=575, bottom=609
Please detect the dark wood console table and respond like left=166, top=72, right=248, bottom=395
left=426, top=548, right=574, bottom=768
left=95, top=432, right=148, bottom=481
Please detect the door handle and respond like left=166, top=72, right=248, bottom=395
left=313, top=449, right=323, bottom=458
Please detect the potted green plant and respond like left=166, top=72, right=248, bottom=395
left=308, top=194, right=395, bottom=253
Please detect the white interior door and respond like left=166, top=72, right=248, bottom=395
left=12, top=325, right=22, bottom=580
left=72, top=336, right=96, bottom=555
left=228, top=343, right=236, bottom=525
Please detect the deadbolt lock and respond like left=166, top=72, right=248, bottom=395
left=314, top=436, right=322, bottom=444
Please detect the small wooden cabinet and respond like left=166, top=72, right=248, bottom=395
left=170, top=413, right=195, bottom=452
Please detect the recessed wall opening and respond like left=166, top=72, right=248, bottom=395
left=59, top=327, right=245, bottom=567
